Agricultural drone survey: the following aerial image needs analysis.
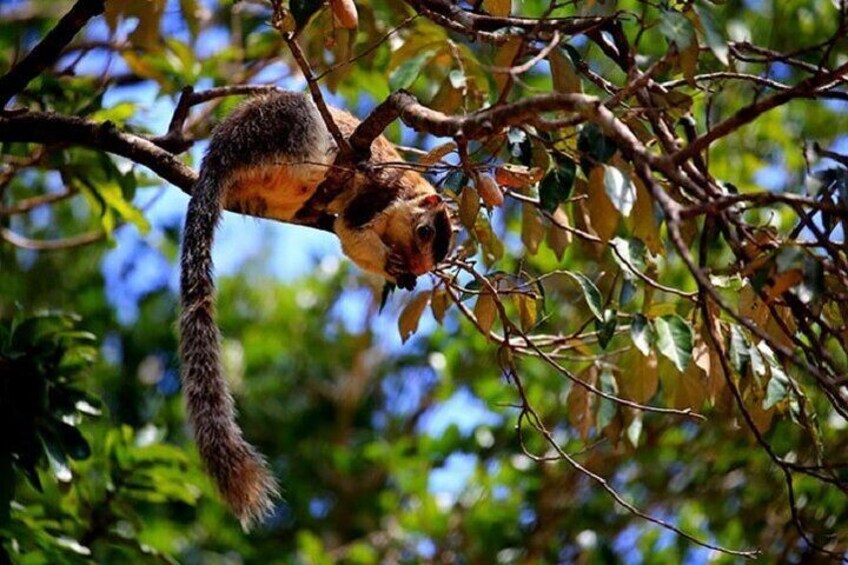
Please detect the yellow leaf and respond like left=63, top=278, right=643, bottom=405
left=671, top=359, right=709, bottom=410
left=483, top=0, right=511, bottom=17
left=493, top=37, right=522, bottom=93
left=631, top=176, right=661, bottom=254
left=746, top=396, right=774, bottom=436
left=430, top=289, right=449, bottom=323
left=547, top=206, right=573, bottom=261
left=513, top=294, right=537, bottom=332
left=764, top=305, right=796, bottom=350
left=618, top=349, right=658, bottom=404
left=739, top=285, right=769, bottom=328
left=765, top=269, right=803, bottom=301
left=474, top=216, right=504, bottom=266
left=567, top=366, right=597, bottom=441
left=419, top=141, right=457, bottom=168
left=692, top=340, right=710, bottom=375
left=587, top=165, right=619, bottom=243
left=521, top=203, right=544, bottom=255
left=679, top=36, right=700, bottom=87
left=398, top=292, right=430, bottom=343
left=430, top=76, right=463, bottom=114
left=550, top=47, right=582, bottom=93
left=645, top=303, right=678, bottom=317
left=460, top=186, right=480, bottom=229
left=129, top=0, right=165, bottom=50
left=474, top=292, right=498, bottom=334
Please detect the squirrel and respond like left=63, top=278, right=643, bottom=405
left=179, top=91, right=452, bottom=527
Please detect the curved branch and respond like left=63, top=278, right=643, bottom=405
left=0, top=111, right=197, bottom=192
left=403, top=0, right=609, bottom=38
left=0, top=0, right=105, bottom=107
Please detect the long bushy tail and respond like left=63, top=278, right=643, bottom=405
left=179, top=170, right=278, bottom=528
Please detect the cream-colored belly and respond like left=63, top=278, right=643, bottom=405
left=224, top=162, right=327, bottom=221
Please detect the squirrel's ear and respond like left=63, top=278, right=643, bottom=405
left=421, top=194, right=442, bottom=208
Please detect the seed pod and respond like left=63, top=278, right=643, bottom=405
left=330, top=0, right=358, bottom=29
left=477, top=173, right=504, bottom=208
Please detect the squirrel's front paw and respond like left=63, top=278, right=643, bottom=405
left=386, top=252, right=417, bottom=290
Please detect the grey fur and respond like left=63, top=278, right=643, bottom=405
left=179, top=91, right=452, bottom=525
left=178, top=93, right=327, bottom=526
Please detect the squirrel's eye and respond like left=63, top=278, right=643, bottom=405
left=416, top=224, right=435, bottom=242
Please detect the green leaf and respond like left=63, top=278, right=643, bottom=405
left=694, top=5, right=729, bottom=65
left=595, top=309, right=617, bottom=349
left=795, top=256, right=824, bottom=304
left=564, top=272, right=603, bottom=320
left=290, top=0, right=322, bottom=28
left=729, top=325, right=750, bottom=375
left=654, top=314, right=693, bottom=372
left=603, top=166, right=636, bottom=217
left=659, top=10, right=695, bottom=50
left=55, top=422, right=91, bottom=461
left=596, top=370, right=617, bottom=431
left=577, top=123, right=616, bottom=172
left=538, top=156, right=576, bottom=213
left=619, top=279, right=637, bottom=306
left=388, top=50, right=435, bottom=91
left=611, top=237, right=648, bottom=280
left=758, top=343, right=790, bottom=409
left=627, top=413, right=643, bottom=447
left=630, top=314, right=652, bottom=355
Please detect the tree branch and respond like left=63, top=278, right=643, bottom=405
left=0, top=111, right=196, bottom=192
left=0, top=0, right=105, bottom=108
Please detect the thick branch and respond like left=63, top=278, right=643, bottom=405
left=403, top=0, right=608, bottom=38
left=0, top=111, right=196, bottom=192
left=0, top=0, right=105, bottom=108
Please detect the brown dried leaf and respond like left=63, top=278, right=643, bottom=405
left=679, top=36, right=700, bottom=86
left=631, top=176, right=661, bottom=254
left=618, top=349, right=659, bottom=404
left=398, top=292, right=430, bottom=343
left=514, top=294, right=537, bottom=332
left=765, top=269, right=803, bottom=301
left=430, top=77, right=463, bottom=115
left=671, top=359, right=709, bottom=410
left=495, top=164, right=544, bottom=189
left=430, top=289, right=449, bottom=324
left=494, top=37, right=522, bottom=93
left=587, top=166, right=619, bottom=243
left=567, top=366, right=597, bottom=441
left=420, top=141, right=457, bottom=168
left=330, top=0, right=359, bottom=29
left=477, top=173, right=504, bottom=208
left=521, top=203, right=544, bottom=255
left=547, top=206, right=573, bottom=261
left=474, top=291, right=498, bottom=334
left=550, top=47, right=582, bottom=93
left=483, top=0, right=511, bottom=17
left=739, top=285, right=769, bottom=328
left=459, top=186, right=480, bottom=229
